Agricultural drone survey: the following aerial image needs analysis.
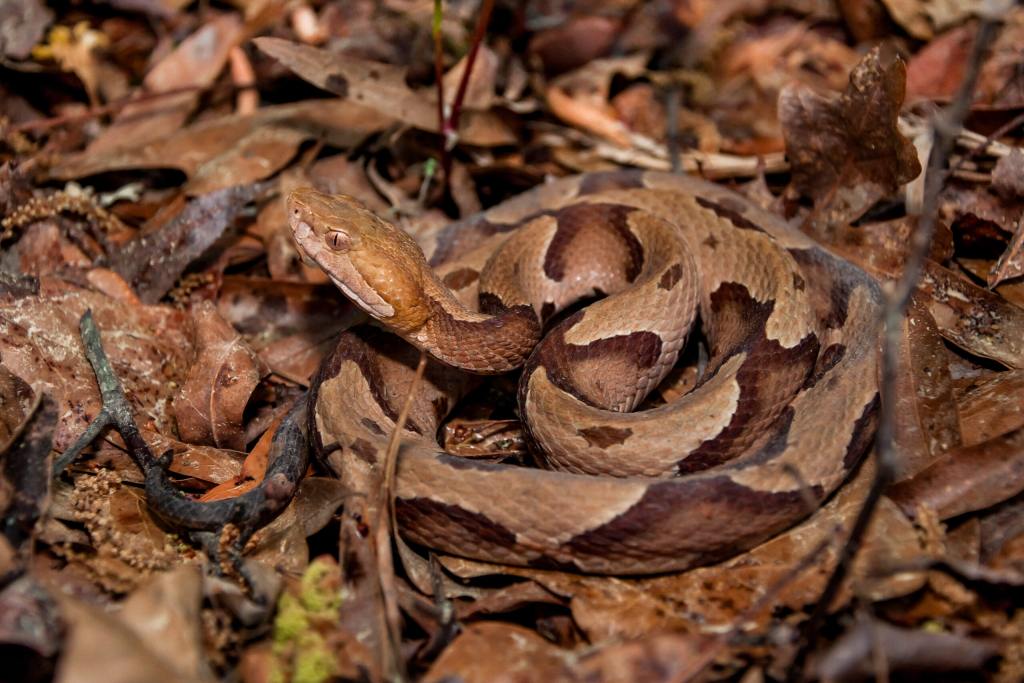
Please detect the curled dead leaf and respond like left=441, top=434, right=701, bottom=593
left=173, top=302, right=266, bottom=452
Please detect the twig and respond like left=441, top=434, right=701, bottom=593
left=431, top=0, right=495, bottom=193
left=374, top=351, right=428, bottom=683
left=55, top=310, right=309, bottom=589
left=949, top=109, right=1024, bottom=175
left=10, top=84, right=213, bottom=134
left=444, top=0, right=495, bottom=147
left=787, top=7, right=1007, bottom=679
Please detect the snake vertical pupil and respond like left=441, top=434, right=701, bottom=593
left=327, top=231, right=350, bottom=251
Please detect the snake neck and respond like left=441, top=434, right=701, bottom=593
left=408, top=281, right=541, bottom=374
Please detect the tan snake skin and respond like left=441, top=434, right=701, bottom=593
left=289, top=170, right=881, bottom=574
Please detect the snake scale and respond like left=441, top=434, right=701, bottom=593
left=289, top=170, right=881, bottom=575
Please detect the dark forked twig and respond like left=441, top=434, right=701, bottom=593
left=55, top=310, right=309, bottom=589
left=788, top=7, right=1007, bottom=678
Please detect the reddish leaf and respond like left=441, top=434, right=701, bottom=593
left=172, top=302, right=265, bottom=452
left=0, top=280, right=192, bottom=452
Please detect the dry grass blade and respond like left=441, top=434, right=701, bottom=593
left=374, top=351, right=428, bottom=682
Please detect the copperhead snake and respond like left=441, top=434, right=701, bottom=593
left=289, top=170, right=881, bottom=575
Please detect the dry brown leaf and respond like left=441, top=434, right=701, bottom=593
left=253, top=37, right=516, bottom=147
left=246, top=477, right=345, bottom=576
left=84, top=14, right=243, bottom=157
left=425, top=623, right=711, bottom=683
left=976, top=6, right=1024, bottom=109
left=835, top=215, right=954, bottom=278
left=0, top=575, right=61, bottom=668
left=779, top=43, right=922, bottom=234
left=838, top=0, right=891, bottom=41
left=942, top=182, right=1024, bottom=245
left=422, top=622, right=573, bottom=683
left=8, top=220, right=95, bottom=275
left=921, top=259, right=1024, bottom=368
left=54, top=586, right=207, bottom=683
left=988, top=216, right=1024, bottom=288
left=891, top=293, right=962, bottom=481
left=0, top=279, right=192, bottom=452
left=958, top=257, right=1024, bottom=309
left=992, top=148, right=1024, bottom=200
left=906, top=23, right=975, bottom=101
left=173, top=301, right=265, bottom=452
left=216, top=276, right=361, bottom=383
left=0, top=363, right=32, bottom=450
left=880, top=0, right=981, bottom=39
left=52, top=100, right=389, bottom=190
left=527, top=15, right=620, bottom=75
left=958, top=370, right=1024, bottom=446
left=139, top=428, right=244, bottom=484
left=888, top=427, right=1024, bottom=520
left=116, top=566, right=211, bottom=681
left=442, top=44, right=498, bottom=111
left=546, top=53, right=650, bottom=148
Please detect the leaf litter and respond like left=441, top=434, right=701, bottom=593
left=3, top=2, right=1024, bottom=682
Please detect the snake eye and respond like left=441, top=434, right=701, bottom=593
left=326, top=230, right=351, bottom=252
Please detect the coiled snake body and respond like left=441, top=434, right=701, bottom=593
left=291, top=170, right=881, bottom=574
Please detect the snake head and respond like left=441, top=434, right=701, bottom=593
left=287, top=188, right=432, bottom=333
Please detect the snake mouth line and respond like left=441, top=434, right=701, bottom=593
left=291, top=219, right=396, bottom=319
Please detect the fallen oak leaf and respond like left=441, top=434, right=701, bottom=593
left=173, top=301, right=267, bottom=452
left=779, top=42, right=922, bottom=235
left=83, top=13, right=243, bottom=157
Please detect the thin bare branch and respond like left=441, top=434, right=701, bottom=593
left=788, top=7, right=1008, bottom=678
